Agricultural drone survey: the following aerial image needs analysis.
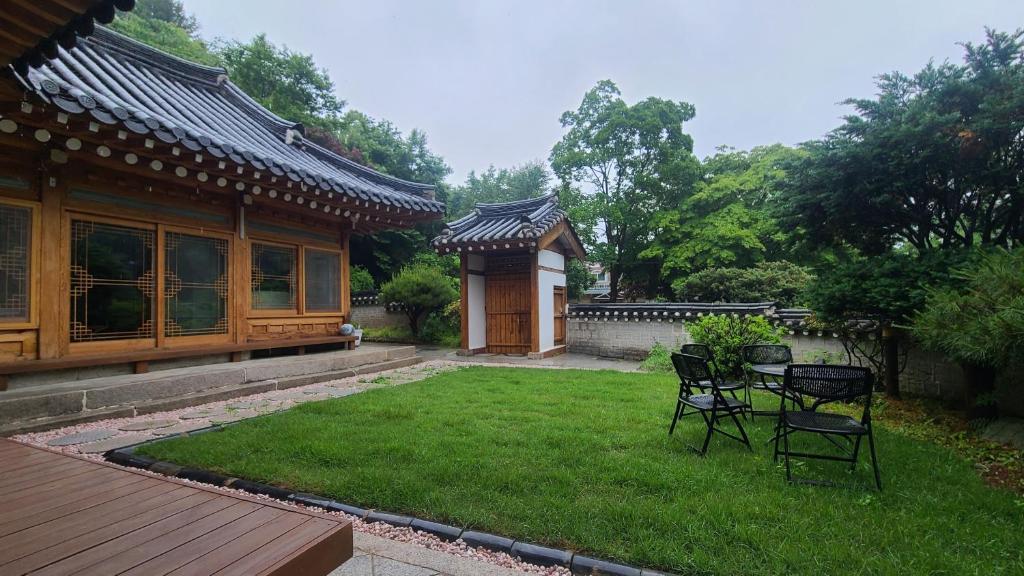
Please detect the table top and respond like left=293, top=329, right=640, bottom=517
left=750, top=363, right=787, bottom=376
left=0, top=439, right=352, bottom=576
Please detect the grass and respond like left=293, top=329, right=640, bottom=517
left=138, top=366, right=1024, bottom=575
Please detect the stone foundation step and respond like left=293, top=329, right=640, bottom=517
left=0, top=346, right=421, bottom=435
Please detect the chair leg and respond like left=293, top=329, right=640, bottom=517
left=700, top=412, right=716, bottom=455
left=850, top=435, right=863, bottom=471
left=773, top=416, right=783, bottom=462
left=867, top=428, right=882, bottom=490
left=783, top=425, right=793, bottom=483
left=669, top=400, right=683, bottom=435
left=729, top=409, right=752, bottom=451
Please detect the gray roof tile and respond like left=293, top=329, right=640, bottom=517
left=15, top=27, right=444, bottom=217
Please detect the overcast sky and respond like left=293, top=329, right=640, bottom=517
left=185, top=1, right=1024, bottom=184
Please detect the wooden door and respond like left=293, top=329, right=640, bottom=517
left=553, top=286, right=566, bottom=346
left=485, top=264, right=531, bottom=355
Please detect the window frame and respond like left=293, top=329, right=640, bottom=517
left=248, top=237, right=344, bottom=318
left=303, top=247, right=343, bottom=314
left=65, top=212, right=235, bottom=354
left=161, top=225, right=235, bottom=348
left=0, top=197, right=40, bottom=330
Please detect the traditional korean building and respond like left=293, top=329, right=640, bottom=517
left=433, top=194, right=585, bottom=357
left=0, top=17, right=444, bottom=387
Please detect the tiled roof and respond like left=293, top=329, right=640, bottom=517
left=432, top=193, right=568, bottom=249
left=13, top=27, right=444, bottom=217
left=3, top=0, right=134, bottom=71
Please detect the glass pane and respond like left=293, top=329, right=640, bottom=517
left=251, top=243, right=296, bottom=309
left=165, top=232, right=228, bottom=337
left=70, top=220, right=154, bottom=341
left=305, top=249, right=340, bottom=311
left=0, top=204, right=30, bottom=321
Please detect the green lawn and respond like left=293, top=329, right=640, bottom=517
left=138, top=366, right=1023, bottom=575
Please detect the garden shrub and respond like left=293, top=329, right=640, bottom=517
left=350, top=265, right=376, bottom=293
left=419, top=300, right=461, bottom=347
left=673, top=261, right=812, bottom=307
left=380, top=264, right=459, bottom=336
left=687, top=315, right=785, bottom=376
left=912, top=248, right=1024, bottom=414
left=640, top=342, right=674, bottom=372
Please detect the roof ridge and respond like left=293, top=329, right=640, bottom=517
left=91, top=26, right=227, bottom=86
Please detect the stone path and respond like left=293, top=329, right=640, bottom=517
left=416, top=348, right=642, bottom=372
left=332, top=533, right=536, bottom=576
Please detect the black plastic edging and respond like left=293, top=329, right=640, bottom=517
left=104, top=435, right=677, bottom=576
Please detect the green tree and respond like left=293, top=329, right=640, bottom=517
left=646, top=145, right=804, bottom=283
left=217, top=35, right=345, bottom=133
left=447, top=161, right=551, bottom=218
left=565, top=259, right=594, bottom=301
left=131, top=0, right=198, bottom=33
left=550, top=80, right=700, bottom=301
left=674, top=261, right=813, bottom=307
left=912, top=248, right=1024, bottom=415
left=781, top=29, right=1024, bottom=255
left=380, top=264, right=459, bottom=336
left=349, top=265, right=375, bottom=293
left=804, top=250, right=970, bottom=326
left=107, top=0, right=218, bottom=66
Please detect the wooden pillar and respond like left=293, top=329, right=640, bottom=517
left=37, top=164, right=63, bottom=359
left=459, top=254, right=469, bottom=352
left=341, top=230, right=351, bottom=323
left=231, top=197, right=249, bottom=344
left=530, top=251, right=539, bottom=354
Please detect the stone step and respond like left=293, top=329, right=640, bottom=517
left=0, top=346, right=421, bottom=435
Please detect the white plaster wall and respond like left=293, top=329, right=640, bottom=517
left=538, top=249, right=564, bottom=270
left=537, top=250, right=566, bottom=351
left=467, top=274, right=486, bottom=349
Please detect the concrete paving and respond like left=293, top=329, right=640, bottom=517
left=416, top=347, right=640, bottom=372
left=331, top=533, right=535, bottom=576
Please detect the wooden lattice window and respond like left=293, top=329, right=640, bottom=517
left=70, top=220, right=155, bottom=342
left=304, top=248, right=341, bottom=312
left=165, top=232, right=229, bottom=337
left=0, top=203, right=31, bottom=322
left=251, top=242, right=296, bottom=310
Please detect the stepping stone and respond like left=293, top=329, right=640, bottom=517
left=152, top=422, right=210, bottom=436
left=47, top=429, right=118, bottom=446
left=77, top=434, right=150, bottom=454
left=210, top=410, right=258, bottom=424
left=226, top=400, right=270, bottom=410
left=180, top=409, right=228, bottom=420
left=302, top=387, right=354, bottom=398
left=118, top=419, right=177, bottom=432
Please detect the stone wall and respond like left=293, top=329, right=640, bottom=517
left=566, top=303, right=1021, bottom=414
left=349, top=292, right=407, bottom=330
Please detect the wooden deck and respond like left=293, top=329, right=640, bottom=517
left=0, top=440, right=352, bottom=575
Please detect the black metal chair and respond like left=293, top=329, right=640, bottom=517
left=679, top=343, right=745, bottom=402
left=741, top=344, right=795, bottom=417
left=773, top=364, right=881, bottom=490
left=669, top=353, right=751, bottom=455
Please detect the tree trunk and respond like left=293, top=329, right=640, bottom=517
left=882, top=327, right=900, bottom=398
left=609, top=268, right=620, bottom=303
left=961, top=362, right=998, bottom=420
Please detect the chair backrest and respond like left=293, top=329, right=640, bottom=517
left=672, top=353, right=728, bottom=402
left=680, top=343, right=713, bottom=361
left=782, top=364, right=873, bottom=409
left=741, top=344, right=793, bottom=365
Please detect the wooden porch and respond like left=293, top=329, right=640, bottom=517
left=0, top=440, right=352, bottom=575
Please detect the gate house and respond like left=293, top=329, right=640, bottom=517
left=433, top=194, right=585, bottom=357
